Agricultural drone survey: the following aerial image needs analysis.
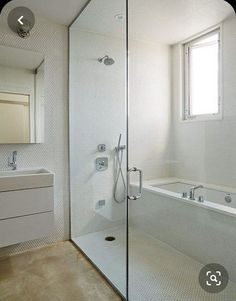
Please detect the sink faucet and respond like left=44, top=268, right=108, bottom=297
left=189, top=185, right=203, bottom=200
left=8, top=151, right=17, bottom=170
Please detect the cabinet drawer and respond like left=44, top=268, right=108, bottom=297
left=0, top=187, right=53, bottom=220
left=0, top=212, right=53, bottom=248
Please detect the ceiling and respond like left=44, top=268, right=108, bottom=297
left=2, top=0, right=235, bottom=44
left=129, top=0, right=234, bottom=44
left=73, top=0, right=235, bottom=44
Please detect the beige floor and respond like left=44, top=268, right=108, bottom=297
left=0, top=241, right=123, bottom=301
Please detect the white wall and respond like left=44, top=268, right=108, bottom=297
left=129, top=40, right=172, bottom=180
left=70, top=29, right=127, bottom=238
left=171, top=16, right=236, bottom=188
left=0, top=9, right=69, bottom=256
left=35, top=63, right=45, bottom=142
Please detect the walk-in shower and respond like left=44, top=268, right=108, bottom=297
left=69, top=0, right=236, bottom=300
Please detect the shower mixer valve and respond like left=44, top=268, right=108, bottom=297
left=96, top=157, right=108, bottom=171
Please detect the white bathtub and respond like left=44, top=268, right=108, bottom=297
left=143, top=178, right=236, bottom=217
left=130, top=177, right=236, bottom=282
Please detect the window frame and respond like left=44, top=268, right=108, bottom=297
left=182, top=26, right=223, bottom=122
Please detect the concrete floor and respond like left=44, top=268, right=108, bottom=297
left=0, top=241, right=122, bottom=301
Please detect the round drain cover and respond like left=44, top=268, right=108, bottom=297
left=105, top=236, right=116, bottom=242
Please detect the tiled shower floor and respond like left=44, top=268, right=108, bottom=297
left=73, top=226, right=236, bottom=301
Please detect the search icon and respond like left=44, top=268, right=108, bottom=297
left=210, top=274, right=218, bottom=282
left=199, top=263, right=229, bottom=293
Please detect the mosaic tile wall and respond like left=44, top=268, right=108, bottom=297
left=0, top=6, right=69, bottom=256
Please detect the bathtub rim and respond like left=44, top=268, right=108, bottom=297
left=131, top=177, right=236, bottom=218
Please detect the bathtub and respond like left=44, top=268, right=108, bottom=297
left=130, top=177, right=236, bottom=282
left=143, top=178, right=236, bottom=217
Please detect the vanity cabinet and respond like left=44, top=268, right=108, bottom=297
left=0, top=169, right=54, bottom=248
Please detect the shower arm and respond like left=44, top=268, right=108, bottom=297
left=98, top=55, right=108, bottom=63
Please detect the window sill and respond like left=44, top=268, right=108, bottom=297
left=180, top=114, right=223, bottom=123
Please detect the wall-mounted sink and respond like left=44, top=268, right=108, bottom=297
left=0, top=169, right=53, bottom=192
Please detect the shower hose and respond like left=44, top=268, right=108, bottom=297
left=113, top=145, right=126, bottom=204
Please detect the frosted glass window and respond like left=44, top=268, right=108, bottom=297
left=183, top=29, right=221, bottom=120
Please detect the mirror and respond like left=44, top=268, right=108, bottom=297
left=0, top=45, right=44, bottom=143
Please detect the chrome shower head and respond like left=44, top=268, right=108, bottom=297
left=98, top=55, right=115, bottom=65
left=17, top=20, right=32, bottom=38
left=7, top=7, right=35, bottom=39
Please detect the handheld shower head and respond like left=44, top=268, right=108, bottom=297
left=118, top=134, right=122, bottom=149
left=98, top=55, right=115, bottom=65
left=116, top=134, right=126, bottom=152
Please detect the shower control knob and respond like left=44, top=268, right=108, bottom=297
left=98, top=144, right=106, bottom=152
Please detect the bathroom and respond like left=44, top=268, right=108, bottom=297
left=0, top=0, right=236, bottom=300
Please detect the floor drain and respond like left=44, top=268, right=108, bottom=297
left=105, top=236, right=116, bottom=242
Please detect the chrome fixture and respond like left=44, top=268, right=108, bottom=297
left=113, top=134, right=126, bottom=203
left=98, top=55, right=115, bottom=65
left=17, top=20, right=32, bottom=38
left=96, top=157, right=108, bottom=171
left=115, top=134, right=126, bottom=152
left=7, top=7, right=35, bottom=39
left=128, top=167, right=143, bottom=200
left=189, top=185, right=204, bottom=200
left=198, top=196, right=204, bottom=203
left=95, top=199, right=106, bottom=210
left=98, top=144, right=106, bottom=152
left=114, top=14, right=125, bottom=22
left=225, top=194, right=232, bottom=203
left=8, top=151, right=17, bottom=170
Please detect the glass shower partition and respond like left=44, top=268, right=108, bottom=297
left=69, top=0, right=128, bottom=299
left=70, top=1, right=236, bottom=301
left=128, top=1, right=236, bottom=301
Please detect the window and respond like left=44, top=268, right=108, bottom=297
left=183, top=28, right=222, bottom=121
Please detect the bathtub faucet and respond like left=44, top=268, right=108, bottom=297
left=189, top=185, right=204, bottom=200
left=8, top=150, right=17, bottom=170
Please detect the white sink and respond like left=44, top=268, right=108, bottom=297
left=0, top=169, right=54, bottom=192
